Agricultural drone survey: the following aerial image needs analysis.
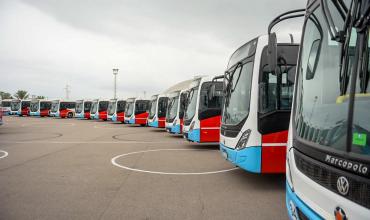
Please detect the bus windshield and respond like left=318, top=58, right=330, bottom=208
left=11, top=100, right=20, bottom=111
left=184, top=87, right=199, bottom=121
left=30, top=101, right=39, bottom=112
left=149, top=97, right=158, bottom=119
left=40, top=101, right=51, bottom=110
left=84, top=102, right=92, bottom=112
left=21, top=101, right=30, bottom=108
left=98, top=101, right=109, bottom=111
left=2, top=101, right=11, bottom=107
left=158, top=97, right=168, bottom=118
left=135, top=100, right=149, bottom=115
left=222, top=62, right=254, bottom=125
left=91, top=102, right=98, bottom=114
left=108, top=101, right=116, bottom=115
left=116, top=100, right=126, bottom=113
left=199, top=82, right=223, bottom=120
left=51, top=101, right=59, bottom=112
left=75, top=101, right=83, bottom=114
left=125, top=101, right=134, bottom=117
left=294, top=2, right=370, bottom=157
left=167, top=94, right=179, bottom=121
left=60, top=102, right=75, bottom=110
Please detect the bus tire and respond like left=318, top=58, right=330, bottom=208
left=67, top=112, right=73, bottom=118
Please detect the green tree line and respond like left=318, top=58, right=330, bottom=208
left=0, top=90, right=45, bottom=100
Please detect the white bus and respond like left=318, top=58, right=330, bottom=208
left=90, top=99, right=109, bottom=120
left=124, top=97, right=150, bottom=126
left=49, top=100, right=76, bottom=118
left=182, top=76, right=224, bottom=143
left=147, top=94, right=169, bottom=128
left=165, top=90, right=188, bottom=134
left=219, top=9, right=302, bottom=174
left=75, top=100, right=92, bottom=119
left=10, top=99, right=21, bottom=115
left=30, top=99, right=52, bottom=117
left=18, top=100, right=31, bottom=116
left=107, top=99, right=126, bottom=123
left=0, top=99, right=11, bottom=116
left=286, top=1, right=370, bottom=219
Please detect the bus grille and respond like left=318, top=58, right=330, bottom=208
left=294, top=150, right=370, bottom=209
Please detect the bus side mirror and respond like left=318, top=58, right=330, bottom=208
left=267, top=32, right=277, bottom=73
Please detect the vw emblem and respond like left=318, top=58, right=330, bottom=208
left=337, top=176, right=349, bottom=196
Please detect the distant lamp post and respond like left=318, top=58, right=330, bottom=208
left=113, top=68, right=119, bottom=99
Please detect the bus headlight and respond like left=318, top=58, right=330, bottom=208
left=235, top=129, right=251, bottom=151
left=189, top=121, right=195, bottom=131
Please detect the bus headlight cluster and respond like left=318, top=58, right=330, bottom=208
left=189, top=121, right=195, bottom=131
left=235, top=129, right=251, bottom=151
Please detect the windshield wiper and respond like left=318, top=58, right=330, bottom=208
left=224, top=62, right=243, bottom=106
left=339, top=0, right=356, bottom=95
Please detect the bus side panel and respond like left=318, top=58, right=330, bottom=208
left=99, top=111, right=108, bottom=120
left=60, top=109, right=68, bottom=118
left=135, top=112, right=148, bottom=125
left=84, top=112, right=90, bottom=119
left=117, top=112, right=125, bottom=122
left=261, top=130, right=288, bottom=173
left=40, top=109, right=49, bottom=117
left=200, top=115, right=221, bottom=142
left=158, top=117, right=166, bottom=128
left=21, top=108, right=29, bottom=116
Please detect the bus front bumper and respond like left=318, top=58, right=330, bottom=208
left=183, top=129, right=200, bottom=143
left=286, top=182, right=323, bottom=220
left=167, top=124, right=181, bottom=134
left=219, top=144, right=261, bottom=173
left=148, top=120, right=159, bottom=128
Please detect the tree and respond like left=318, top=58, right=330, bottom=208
left=14, top=90, right=29, bottom=100
left=36, top=96, right=45, bottom=99
left=0, top=91, right=13, bottom=99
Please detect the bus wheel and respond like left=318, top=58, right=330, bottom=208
left=67, top=112, right=73, bottom=118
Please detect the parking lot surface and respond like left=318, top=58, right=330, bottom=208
left=0, top=116, right=287, bottom=220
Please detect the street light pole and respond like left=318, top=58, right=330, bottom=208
left=112, top=68, right=119, bottom=99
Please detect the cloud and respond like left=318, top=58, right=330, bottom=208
left=0, top=0, right=306, bottom=99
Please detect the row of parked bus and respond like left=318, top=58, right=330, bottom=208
left=1, top=0, right=369, bottom=219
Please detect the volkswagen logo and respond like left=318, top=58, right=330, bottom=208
left=337, top=176, right=349, bottom=196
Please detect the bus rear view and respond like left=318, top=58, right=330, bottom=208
left=286, top=0, right=370, bottom=219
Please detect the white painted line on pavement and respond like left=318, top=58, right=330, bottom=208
left=111, top=148, right=238, bottom=175
left=0, top=150, right=9, bottom=159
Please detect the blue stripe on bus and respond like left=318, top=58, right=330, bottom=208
left=220, top=143, right=261, bottom=173
left=286, top=182, right=323, bottom=220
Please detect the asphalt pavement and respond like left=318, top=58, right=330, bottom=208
left=0, top=116, right=287, bottom=220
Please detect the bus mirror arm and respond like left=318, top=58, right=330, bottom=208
left=267, top=32, right=277, bottom=73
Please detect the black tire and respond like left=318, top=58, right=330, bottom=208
left=67, top=112, right=73, bottom=118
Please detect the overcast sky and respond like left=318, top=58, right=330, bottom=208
left=0, top=0, right=306, bottom=100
